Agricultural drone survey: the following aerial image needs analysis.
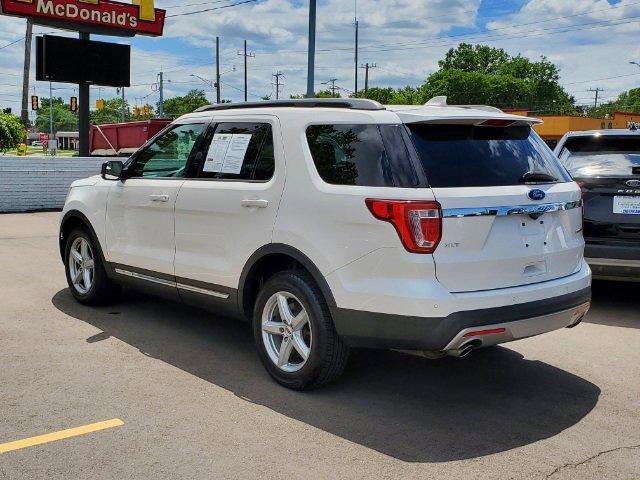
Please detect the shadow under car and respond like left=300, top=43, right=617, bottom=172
left=52, top=288, right=600, bottom=463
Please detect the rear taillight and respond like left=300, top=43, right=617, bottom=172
left=576, top=181, right=585, bottom=226
left=365, top=199, right=442, bottom=253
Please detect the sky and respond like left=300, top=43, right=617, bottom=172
left=1, top=0, right=640, bottom=116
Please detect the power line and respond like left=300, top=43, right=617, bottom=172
left=166, top=0, right=260, bottom=18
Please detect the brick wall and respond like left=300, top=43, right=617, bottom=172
left=0, top=156, right=107, bottom=213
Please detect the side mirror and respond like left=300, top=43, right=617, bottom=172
left=101, top=160, right=124, bottom=180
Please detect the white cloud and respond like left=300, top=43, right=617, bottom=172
left=2, top=0, right=640, bottom=112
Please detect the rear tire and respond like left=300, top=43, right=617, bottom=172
left=64, top=226, right=120, bottom=305
left=253, top=270, right=349, bottom=390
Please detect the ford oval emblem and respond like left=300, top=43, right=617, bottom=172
left=528, top=189, right=546, bottom=201
left=626, top=179, right=640, bottom=187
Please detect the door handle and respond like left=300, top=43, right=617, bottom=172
left=150, top=194, right=169, bottom=203
left=241, top=199, right=269, bottom=209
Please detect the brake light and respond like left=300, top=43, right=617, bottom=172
left=478, top=119, right=516, bottom=127
left=365, top=199, right=442, bottom=253
left=576, top=180, right=585, bottom=225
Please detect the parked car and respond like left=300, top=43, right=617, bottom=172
left=555, top=129, right=640, bottom=282
left=59, top=98, right=591, bottom=389
left=31, top=140, right=43, bottom=147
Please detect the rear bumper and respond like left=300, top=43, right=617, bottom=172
left=333, top=287, right=591, bottom=350
left=585, top=243, right=640, bottom=281
left=443, top=302, right=590, bottom=351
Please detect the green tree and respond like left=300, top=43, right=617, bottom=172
left=0, top=112, right=26, bottom=152
left=355, top=43, right=575, bottom=113
left=35, top=98, right=78, bottom=133
left=91, top=98, right=130, bottom=125
left=289, top=90, right=340, bottom=99
left=160, top=89, right=210, bottom=118
left=438, top=43, right=510, bottom=75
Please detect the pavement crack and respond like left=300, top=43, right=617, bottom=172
left=545, top=444, right=640, bottom=478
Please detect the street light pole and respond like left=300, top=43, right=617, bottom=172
left=238, top=40, right=255, bottom=102
left=215, top=36, right=221, bottom=103
left=49, top=81, right=54, bottom=156
left=306, top=0, right=316, bottom=98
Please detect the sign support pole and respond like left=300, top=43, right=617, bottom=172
left=78, top=32, right=90, bottom=156
left=306, top=0, right=316, bottom=98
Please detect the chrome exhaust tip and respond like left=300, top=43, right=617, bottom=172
left=446, top=339, right=482, bottom=358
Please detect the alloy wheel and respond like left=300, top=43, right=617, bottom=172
left=261, top=291, right=312, bottom=373
left=68, top=237, right=94, bottom=295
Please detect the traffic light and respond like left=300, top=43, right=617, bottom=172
left=70, top=97, right=78, bottom=112
left=96, top=99, right=105, bottom=110
left=31, top=95, right=39, bottom=111
left=143, top=105, right=150, bottom=116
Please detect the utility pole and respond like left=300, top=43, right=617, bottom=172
left=588, top=88, right=604, bottom=108
left=354, top=19, right=359, bottom=95
left=78, top=32, right=90, bottom=156
left=158, top=70, right=164, bottom=117
left=117, top=87, right=125, bottom=123
left=49, top=81, right=54, bottom=156
left=237, top=40, right=255, bottom=102
left=215, top=36, right=221, bottom=103
left=306, top=0, right=316, bottom=98
left=322, top=78, right=338, bottom=97
left=273, top=72, right=284, bottom=100
left=21, top=19, right=33, bottom=129
left=360, top=62, right=377, bottom=93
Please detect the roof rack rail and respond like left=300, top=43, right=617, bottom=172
left=194, top=98, right=385, bottom=113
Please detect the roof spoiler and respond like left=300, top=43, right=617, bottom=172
left=424, top=96, right=504, bottom=113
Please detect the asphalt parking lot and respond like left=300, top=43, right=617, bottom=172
left=1, top=212, right=638, bottom=479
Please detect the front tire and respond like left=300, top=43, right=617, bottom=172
left=64, top=226, right=120, bottom=305
left=253, top=270, right=349, bottom=390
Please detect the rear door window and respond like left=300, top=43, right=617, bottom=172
left=558, top=136, right=640, bottom=177
left=305, top=124, right=419, bottom=187
left=407, top=124, right=571, bottom=188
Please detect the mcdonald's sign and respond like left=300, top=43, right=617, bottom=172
left=0, top=0, right=165, bottom=36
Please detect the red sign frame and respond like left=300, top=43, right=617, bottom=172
left=0, top=0, right=165, bottom=37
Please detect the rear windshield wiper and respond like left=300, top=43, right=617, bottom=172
left=519, top=171, right=558, bottom=183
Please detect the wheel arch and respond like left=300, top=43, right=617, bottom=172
left=238, top=244, right=337, bottom=320
left=59, top=210, right=107, bottom=266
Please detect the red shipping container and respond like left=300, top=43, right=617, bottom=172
left=89, top=120, right=171, bottom=156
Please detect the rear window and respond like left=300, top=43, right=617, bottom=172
left=305, top=124, right=419, bottom=187
left=559, top=136, right=640, bottom=177
left=407, top=124, right=571, bottom=188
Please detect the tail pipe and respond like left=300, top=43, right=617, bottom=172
left=446, top=339, right=482, bottom=358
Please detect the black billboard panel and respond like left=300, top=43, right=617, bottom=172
left=36, top=35, right=130, bottom=87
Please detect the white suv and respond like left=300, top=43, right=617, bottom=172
left=60, top=98, right=591, bottom=389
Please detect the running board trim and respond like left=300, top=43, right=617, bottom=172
left=114, top=268, right=230, bottom=299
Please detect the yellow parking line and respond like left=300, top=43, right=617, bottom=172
left=0, top=419, right=124, bottom=454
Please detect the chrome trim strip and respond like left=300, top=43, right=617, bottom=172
left=176, top=282, right=229, bottom=299
left=441, top=201, right=581, bottom=218
left=114, top=268, right=175, bottom=287
left=114, top=268, right=230, bottom=299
